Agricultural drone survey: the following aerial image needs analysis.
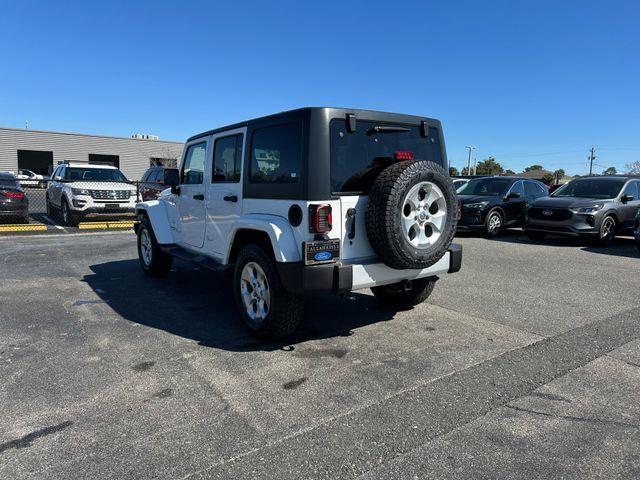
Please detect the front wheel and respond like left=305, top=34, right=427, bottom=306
left=137, top=218, right=173, bottom=277
left=233, top=245, right=303, bottom=340
left=371, top=277, right=436, bottom=309
left=60, top=198, right=80, bottom=227
left=594, top=215, right=616, bottom=246
left=484, top=210, right=503, bottom=238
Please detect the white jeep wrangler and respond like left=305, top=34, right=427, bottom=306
left=135, top=108, right=462, bottom=340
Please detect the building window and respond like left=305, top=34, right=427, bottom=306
left=17, top=150, right=54, bottom=176
left=88, top=153, right=120, bottom=168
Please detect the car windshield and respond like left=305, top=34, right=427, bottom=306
left=67, top=167, right=128, bottom=182
left=330, top=119, right=444, bottom=193
left=457, top=178, right=512, bottom=196
left=551, top=178, right=625, bottom=199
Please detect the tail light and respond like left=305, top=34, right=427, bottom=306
left=1, top=190, right=24, bottom=199
left=309, top=204, right=332, bottom=233
left=456, top=199, right=462, bottom=220
left=394, top=150, right=414, bottom=160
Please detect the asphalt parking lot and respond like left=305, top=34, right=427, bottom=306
left=1, top=231, right=639, bottom=479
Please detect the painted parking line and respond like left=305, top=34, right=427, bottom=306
left=78, top=221, right=135, bottom=230
left=0, top=224, right=48, bottom=232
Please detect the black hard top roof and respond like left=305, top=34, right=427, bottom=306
left=186, top=107, right=441, bottom=143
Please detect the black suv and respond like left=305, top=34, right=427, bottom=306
left=524, top=176, right=640, bottom=245
left=457, top=176, right=548, bottom=237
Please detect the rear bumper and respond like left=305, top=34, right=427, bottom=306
left=277, top=244, right=462, bottom=294
left=0, top=204, right=28, bottom=216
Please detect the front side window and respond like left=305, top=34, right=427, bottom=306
left=510, top=181, right=525, bottom=196
left=525, top=181, right=543, bottom=197
left=181, top=142, right=207, bottom=185
left=213, top=134, right=243, bottom=182
left=250, top=123, right=301, bottom=183
left=457, top=178, right=513, bottom=197
left=552, top=178, right=626, bottom=199
left=622, top=181, right=639, bottom=199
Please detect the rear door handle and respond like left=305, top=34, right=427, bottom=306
left=223, top=195, right=238, bottom=202
left=193, top=194, right=205, bottom=200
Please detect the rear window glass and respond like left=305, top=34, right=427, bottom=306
left=330, top=120, right=443, bottom=193
left=0, top=173, right=19, bottom=187
left=250, top=123, right=301, bottom=183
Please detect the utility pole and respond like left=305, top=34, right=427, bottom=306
left=588, top=147, right=596, bottom=176
left=465, top=146, right=475, bottom=175
left=473, top=157, right=478, bottom=175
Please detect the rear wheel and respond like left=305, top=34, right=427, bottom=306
left=594, top=215, right=616, bottom=246
left=233, top=244, right=303, bottom=340
left=137, top=218, right=172, bottom=277
left=484, top=209, right=503, bottom=238
left=371, top=277, right=436, bottom=309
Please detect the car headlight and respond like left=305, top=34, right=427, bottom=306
left=71, top=188, right=90, bottom=195
left=570, top=203, right=604, bottom=214
left=464, top=201, right=489, bottom=210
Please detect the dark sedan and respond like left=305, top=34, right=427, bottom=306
left=139, top=167, right=179, bottom=201
left=457, top=176, right=548, bottom=237
left=635, top=210, right=640, bottom=253
left=0, top=172, right=29, bottom=223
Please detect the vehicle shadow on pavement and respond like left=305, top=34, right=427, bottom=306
left=465, top=230, right=640, bottom=259
left=84, top=259, right=396, bottom=352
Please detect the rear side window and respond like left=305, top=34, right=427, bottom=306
left=213, top=134, right=243, bottom=182
left=250, top=123, right=301, bottom=183
left=525, top=181, right=544, bottom=197
left=181, top=142, right=207, bottom=184
left=330, top=120, right=443, bottom=193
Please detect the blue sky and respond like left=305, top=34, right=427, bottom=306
left=1, top=0, right=638, bottom=175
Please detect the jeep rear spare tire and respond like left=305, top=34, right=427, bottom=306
left=366, top=161, right=457, bottom=270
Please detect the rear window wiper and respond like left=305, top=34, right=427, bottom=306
left=366, top=125, right=411, bottom=135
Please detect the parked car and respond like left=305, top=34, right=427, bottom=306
left=635, top=210, right=640, bottom=253
left=139, top=166, right=179, bottom=201
left=523, top=176, right=640, bottom=246
left=15, top=169, right=46, bottom=188
left=135, top=107, right=462, bottom=340
left=457, top=176, right=548, bottom=237
left=46, top=163, right=137, bottom=226
left=0, top=172, right=29, bottom=223
left=453, top=178, right=469, bottom=191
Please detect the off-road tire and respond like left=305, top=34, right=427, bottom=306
left=366, top=161, right=457, bottom=270
left=371, top=277, right=436, bottom=309
left=594, top=215, right=616, bottom=247
left=526, top=231, right=546, bottom=241
left=137, top=218, right=173, bottom=277
left=484, top=209, right=504, bottom=238
left=233, top=245, right=303, bottom=340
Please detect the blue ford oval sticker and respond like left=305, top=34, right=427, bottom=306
left=314, top=251, right=332, bottom=262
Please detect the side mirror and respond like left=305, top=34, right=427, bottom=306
left=621, top=194, right=634, bottom=203
left=164, top=169, right=179, bottom=187
left=508, top=191, right=521, bottom=199
left=170, top=184, right=181, bottom=195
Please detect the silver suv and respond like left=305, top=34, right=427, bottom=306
left=523, top=176, right=640, bottom=246
left=46, top=163, right=137, bottom=226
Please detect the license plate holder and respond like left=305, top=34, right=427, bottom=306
left=104, top=204, right=120, bottom=212
left=303, top=239, right=340, bottom=265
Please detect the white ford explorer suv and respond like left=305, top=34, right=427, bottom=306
left=135, top=108, right=462, bottom=340
left=46, top=163, right=137, bottom=226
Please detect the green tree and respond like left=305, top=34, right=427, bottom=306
left=553, top=169, right=565, bottom=184
left=460, top=166, right=473, bottom=175
left=524, top=164, right=544, bottom=172
left=541, top=173, right=555, bottom=186
left=449, top=166, right=459, bottom=176
left=602, top=166, right=617, bottom=175
left=504, top=169, right=516, bottom=175
left=475, top=157, right=503, bottom=175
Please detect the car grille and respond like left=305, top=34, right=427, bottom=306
left=89, top=190, right=131, bottom=200
left=527, top=207, right=572, bottom=221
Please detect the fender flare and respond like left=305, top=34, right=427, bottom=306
left=135, top=201, right=175, bottom=245
left=225, top=214, right=301, bottom=264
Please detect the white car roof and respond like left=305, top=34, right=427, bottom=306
left=64, top=163, right=118, bottom=169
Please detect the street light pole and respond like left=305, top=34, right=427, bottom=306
left=465, top=146, right=475, bottom=175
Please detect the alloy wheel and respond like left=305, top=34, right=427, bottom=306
left=400, top=181, right=447, bottom=248
left=240, top=262, right=270, bottom=323
left=139, top=228, right=153, bottom=267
